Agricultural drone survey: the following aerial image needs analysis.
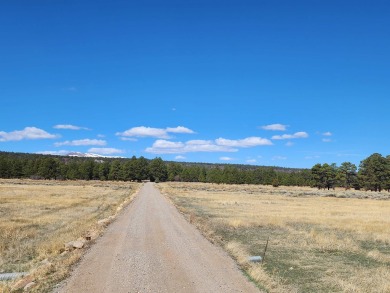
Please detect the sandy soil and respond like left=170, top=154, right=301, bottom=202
left=56, top=182, right=259, bottom=293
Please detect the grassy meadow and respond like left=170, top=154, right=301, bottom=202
left=0, top=179, right=140, bottom=292
left=159, top=182, right=390, bottom=293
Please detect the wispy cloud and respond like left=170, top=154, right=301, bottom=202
left=286, top=141, right=294, bottom=147
left=246, top=159, right=257, bottom=164
left=88, top=148, right=125, bottom=155
left=305, top=155, right=321, bottom=160
left=175, top=155, right=186, bottom=160
left=116, top=126, right=194, bottom=139
left=220, top=157, right=234, bottom=161
left=261, top=124, right=288, bottom=131
left=0, top=127, right=59, bottom=142
left=272, top=132, right=309, bottom=140
left=53, top=124, right=90, bottom=130
left=54, top=139, right=106, bottom=147
left=304, top=151, right=360, bottom=158
left=215, top=137, right=272, bottom=147
left=336, top=153, right=360, bottom=157
left=120, top=137, right=138, bottom=141
left=321, top=132, right=332, bottom=142
left=272, top=156, right=287, bottom=160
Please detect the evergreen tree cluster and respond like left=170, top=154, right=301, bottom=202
left=0, top=151, right=310, bottom=186
left=166, top=163, right=311, bottom=186
left=0, top=152, right=166, bottom=182
left=310, top=153, right=390, bottom=192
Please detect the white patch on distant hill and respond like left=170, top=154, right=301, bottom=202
left=67, top=151, right=124, bottom=158
left=54, top=139, right=106, bottom=147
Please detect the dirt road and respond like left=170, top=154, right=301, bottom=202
left=57, top=182, right=259, bottom=293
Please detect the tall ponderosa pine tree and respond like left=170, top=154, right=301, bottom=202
left=358, top=153, right=389, bottom=192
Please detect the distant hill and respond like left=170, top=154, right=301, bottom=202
left=165, top=160, right=307, bottom=173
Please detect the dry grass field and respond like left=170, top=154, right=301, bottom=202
left=159, top=182, right=390, bottom=293
left=0, top=179, right=140, bottom=292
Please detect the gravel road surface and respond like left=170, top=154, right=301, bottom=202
left=57, top=182, right=259, bottom=293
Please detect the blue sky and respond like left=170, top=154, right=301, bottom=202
left=1, top=1, right=389, bottom=168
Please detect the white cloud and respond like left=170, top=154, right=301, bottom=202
left=97, top=134, right=105, bottom=138
left=272, top=132, right=309, bottom=140
left=120, top=137, right=138, bottom=141
left=215, top=137, right=273, bottom=147
left=145, top=139, right=237, bottom=154
left=220, top=157, right=234, bottom=161
left=54, top=139, right=106, bottom=147
left=88, top=148, right=125, bottom=155
left=286, top=141, right=294, bottom=147
left=53, top=124, right=89, bottom=130
left=0, top=127, right=59, bottom=142
left=186, top=140, right=211, bottom=145
left=145, top=136, right=273, bottom=154
left=322, top=138, right=332, bottom=143
left=116, top=126, right=195, bottom=139
left=166, top=126, right=194, bottom=134
left=323, top=132, right=332, bottom=136
left=246, top=159, right=257, bottom=164
left=272, top=156, right=287, bottom=160
left=117, top=126, right=168, bottom=138
left=261, top=124, right=288, bottom=131
left=153, top=140, right=185, bottom=149
left=185, top=140, right=236, bottom=152
left=175, top=155, right=186, bottom=160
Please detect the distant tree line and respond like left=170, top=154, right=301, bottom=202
left=0, top=152, right=311, bottom=186
left=0, top=152, right=167, bottom=182
left=3, top=151, right=388, bottom=190
left=311, top=153, right=390, bottom=192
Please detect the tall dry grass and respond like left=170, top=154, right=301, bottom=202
left=0, top=179, right=140, bottom=292
left=159, top=182, right=390, bottom=293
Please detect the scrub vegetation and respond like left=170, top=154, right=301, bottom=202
left=0, top=179, right=140, bottom=292
left=159, top=182, right=390, bottom=292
